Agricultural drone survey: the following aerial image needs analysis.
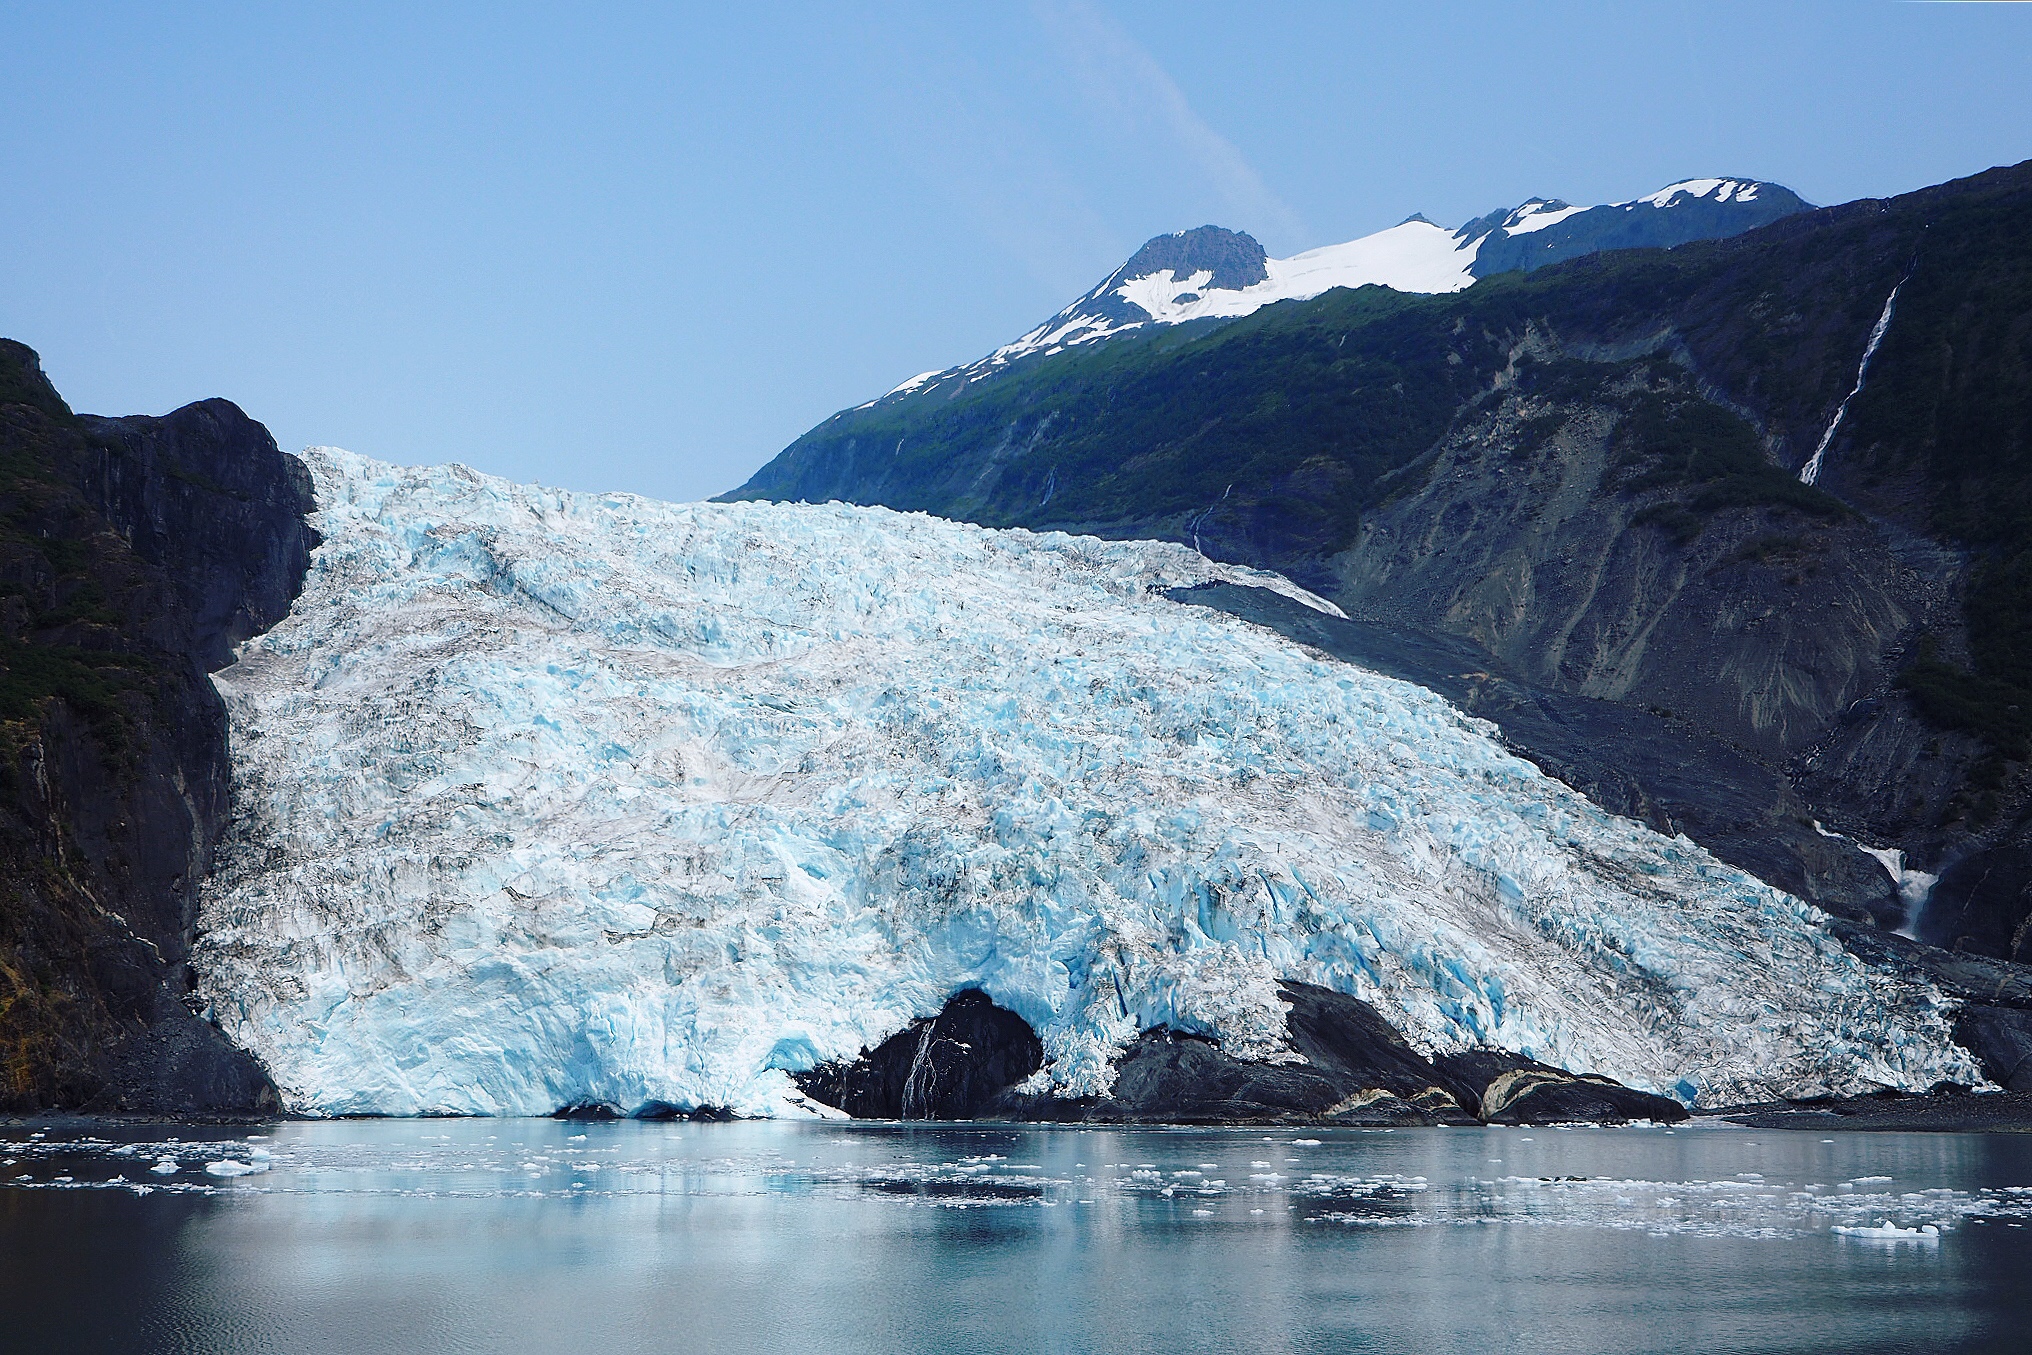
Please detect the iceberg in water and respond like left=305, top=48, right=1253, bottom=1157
left=1832, top=1221, right=1941, bottom=1242
left=194, top=450, right=1981, bottom=1116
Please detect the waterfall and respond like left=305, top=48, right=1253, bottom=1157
left=1812, top=821, right=1937, bottom=939
left=1798, top=277, right=1906, bottom=486
left=1187, top=483, right=1234, bottom=555
left=900, top=1022, right=939, bottom=1119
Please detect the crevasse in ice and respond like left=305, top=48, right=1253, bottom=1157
left=193, top=450, right=1981, bottom=1116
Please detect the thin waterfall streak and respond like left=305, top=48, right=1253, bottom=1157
left=1799, top=278, right=1906, bottom=486
left=901, top=1022, right=937, bottom=1119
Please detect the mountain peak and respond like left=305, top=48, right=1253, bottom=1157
left=1108, top=225, right=1269, bottom=294
left=861, top=176, right=1811, bottom=404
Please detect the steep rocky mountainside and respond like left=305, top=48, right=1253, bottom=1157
left=0, top=341, right=314, bottom=1112
left=729, top=160, right=2032, bottom=966
left=1459, top=179, right=1811, bottom=279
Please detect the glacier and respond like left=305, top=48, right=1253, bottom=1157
left=193, top=450, right=1982, bottom=1117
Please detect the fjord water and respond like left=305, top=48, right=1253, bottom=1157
left=5, top=1122, right=2030, bottom=1354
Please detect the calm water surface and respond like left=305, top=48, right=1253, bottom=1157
left=3, top=1119, right=2029, bottom=1354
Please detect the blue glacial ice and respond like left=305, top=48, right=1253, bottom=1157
left=193, top=450, right=1984, bottom=1116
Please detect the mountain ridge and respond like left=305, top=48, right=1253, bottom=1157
left=858, top=177, right=1810, bottom=404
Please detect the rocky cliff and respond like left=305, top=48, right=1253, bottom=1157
left=0, top=341, right=314, bottom=1113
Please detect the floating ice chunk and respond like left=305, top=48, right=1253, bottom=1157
left=1832, top=1221, right=1940, bottom=1241
left=204, top=1159, right=268, bottom=1178
left=148, top=1158, right=179, bottom=1175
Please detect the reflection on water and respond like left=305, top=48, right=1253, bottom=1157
left=4, top=1120, right=2030, bottom=1353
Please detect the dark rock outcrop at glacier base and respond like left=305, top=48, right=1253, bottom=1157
left=799, top=984, right=1688, bottom=1127
left=797, top=989, right=1045, bottom=1120
left=1719, top=1087, right=2032, bottom=1132
left=0, top=340, right=314, bottom=1114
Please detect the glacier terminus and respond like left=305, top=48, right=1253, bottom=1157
left=192, top=450, right=1982, bottom=1118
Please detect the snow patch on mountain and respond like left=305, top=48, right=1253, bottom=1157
left=872, top=177, right=1805, bottom=400
left=193, top=450, right=1976, bottom=1117
left=964, top=220, right=1477, bottom=378
left=1075, top=222, right=1484, bottom=334
left=1626, top=178, right=1762, bottom=209
left=1499, top=200, right=1587, bottom=235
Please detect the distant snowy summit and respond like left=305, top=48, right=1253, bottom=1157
left=878, top=178, right=1808, bottom=400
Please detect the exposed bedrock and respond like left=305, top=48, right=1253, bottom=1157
left=1919, top=844, right=2032, bottom=964
left=1721, top=1087, right=2032, bottom=1131
left=0, top=341, right=314, bottom=1113
left=799, top=985, right=1687, bottom=1127
left=796, top=990, right=1046, bottom=1121
left=80, top=400, right=321, bottom=673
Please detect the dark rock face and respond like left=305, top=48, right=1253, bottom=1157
left=0, top=340, right=314, bottom=1113
left=1954, top=1008, right=2032, bottom=1092
left=1277, top=980, right=1483, bottom=1121
left=1441, top=1050, right=1686, bottom=1125
left=801, top=983, right=1685, bottom=1126
left=1049, top=984, right=1481, bottom=1126
left=1721, top=1086, right=2032, bottom=1131
left=1465, top=183, right=1812, bottom=279
left=627, top=1102, right=734, bottom=1120
left=796, top=989, right=1044, bottom=1119
left=1920, top=844, right=2032, bottom=963
left=1109, top=226, right=1270, bottom=295
left=1088, top=1029, right=1369, bottom=1123
left=80, top=401, right=319, bottom=672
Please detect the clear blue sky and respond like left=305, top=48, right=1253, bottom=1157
left=3, top=2, right=2028, bottom=502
